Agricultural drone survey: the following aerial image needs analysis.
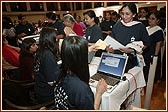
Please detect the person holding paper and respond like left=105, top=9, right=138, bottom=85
left=107, top=3, right=150, bottom=75
left=111, top=3, right=150, bottom=53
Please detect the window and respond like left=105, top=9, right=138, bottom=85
left=30, top=2, right=44, bottom=11
left=94, top=2, right=104, bottom=8
left=61, top=2, right=70, bottom=11
left=107, top=2, right=119, bottom=6
left=47, top=2, right=58, bottom=11
left=10, top=2, right=26, bottom=12
left=84, top=2, right=91, bottom=9
left=76, top=2, right=81, bottom=10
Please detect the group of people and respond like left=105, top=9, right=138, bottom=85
left=2, top=2, right=166, bottom=110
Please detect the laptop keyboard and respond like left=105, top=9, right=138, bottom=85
left=91, top=73, right=120, bottom=86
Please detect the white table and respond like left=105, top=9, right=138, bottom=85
left=89, top=57, right=146, bottom=110
left=17, top=34, right=40, bottom=44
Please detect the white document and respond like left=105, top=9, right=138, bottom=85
left=104, top=35, right=126, bottom=50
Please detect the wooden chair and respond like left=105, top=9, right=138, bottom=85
left=3, top=98, right=55, bottom=110
left=2, top=74, right=55, bottom=110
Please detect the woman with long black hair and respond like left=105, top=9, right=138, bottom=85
left=34, top=27, right=61, bottom=103
left=54, top=36, right=107, bottom=110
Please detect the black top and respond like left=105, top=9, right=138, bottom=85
left=112, top=21, right=150, bottom=46
left=85, top=24, right=103, bottom=43
left=34, top=49, right=61, bottom=103
left=61, top=75, right=94, bottom=110
left=139, top=19, right=149, bottom=27
left=47, top=19, right=65, bottom=35
left=100, top=20, right=116, bottom=39
left=149, top=30, right=164, bottom=55
left=15, top=22, right=35, bottom=36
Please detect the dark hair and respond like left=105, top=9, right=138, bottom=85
left=112, top=11, right=118, bottom=16
left=149, top=10, right=161, bottom=20
left=121, top=3, right=137, bottom=15
left=18, top=14, right=25, bottom=20
left=46, top=12, right=56, bottom=20
left=38, top=27, right=59, bottom=60
left=61, top=36, right=89, bottom=84
left=83, top=10, right=99, bottom=25
left=2, top=16, right=13, bottom=29
left=140, top=7, right=149, bottom=13
left=76, top=15, right=81, bottom=19
left=20, top=38, right=36, bottom=56
left=20, top=38, right=36, bottom=64
left=2, top=36, right=6, bottom=46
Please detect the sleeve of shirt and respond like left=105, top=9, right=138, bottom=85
left=2, top=46, right=20, bottom=67
left=74, top=24, right=84, bottom=36
left=111, top=24, right=117, bottom=38
left=154, top=30, right=164, bottom=42
left=57, top=21, right=65, bottom=35
left=14, top=26, right=19, bottom=35
left=140, top=24, right=150, bottom=46
left=100, top=22, right=103, bottom=30
left=42, top=52, right=60, bottom=82
left=92, top=26, right=103, bottom=42
left=74, top=86, right=94, bottom=109
left=29, top=23, right=35, bottom=34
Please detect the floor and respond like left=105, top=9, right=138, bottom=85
left=141, top=80, right=166, bottom=110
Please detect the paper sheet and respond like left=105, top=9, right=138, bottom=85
left=104, top=35, right=126, bottom=50
left=94, top=39, right=107, bottom=50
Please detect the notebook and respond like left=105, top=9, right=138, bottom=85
left=89, top=52, right=128, bottom=93
left=88, top=51, right=96, bottom=64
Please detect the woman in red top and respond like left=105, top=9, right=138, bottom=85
left=63, top=14, right=84, bottom=36
left=2, top=36, right=20, bottom=67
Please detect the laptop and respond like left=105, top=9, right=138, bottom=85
left=89, top=52, right=128, bottom=92
left=88, top=51, right=96, bottom=64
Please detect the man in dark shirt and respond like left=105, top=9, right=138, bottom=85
left=15, top=14, right=37, bottom=39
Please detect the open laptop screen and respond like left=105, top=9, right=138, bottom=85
left=88, top=51, right=96, bottom=64
left=98, top=53, right=128, bottom=77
